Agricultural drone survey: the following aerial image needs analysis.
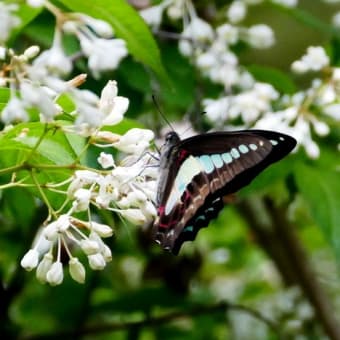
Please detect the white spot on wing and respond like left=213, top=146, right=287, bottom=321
left=165, top=156, right=202, bottom=215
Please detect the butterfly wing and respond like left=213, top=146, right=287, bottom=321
left=153, top=130, right=296, bottom=254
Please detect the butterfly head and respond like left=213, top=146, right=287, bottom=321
left=164, top=131, right=180, bottom=147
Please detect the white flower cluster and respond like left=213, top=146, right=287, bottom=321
left=0, top=3, right=21, bottom=43
left=0, top=2, right=158, bottom=284
left=17, top=76, right=158, bottom=284
left=227, top=0, right=298, bottom=25
left=21, top=137, right=158, bottom=285
left=261, top=286, right=314, bottom=335
left=291, top=46, right=330, bottom=73
left=253, top=46, right=340, bottom=158
left=41, top=1, right=127, bottom=77
left=0, top=43, right=130, bottom=135
left=2, top=1, right=127, bottom=78
left=141, top=0, right=340, bottom=159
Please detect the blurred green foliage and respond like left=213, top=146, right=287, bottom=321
left=2, top=1, right=340, bottom=339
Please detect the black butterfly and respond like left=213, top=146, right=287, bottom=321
left=152, top=130, right=296, bottom=255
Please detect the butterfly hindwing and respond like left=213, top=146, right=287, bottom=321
left=153, top=130, right=296, bottom=254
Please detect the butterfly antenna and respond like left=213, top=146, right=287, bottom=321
left=152, top=95, right=175, bottom=132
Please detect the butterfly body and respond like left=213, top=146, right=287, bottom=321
left=153, top=130, right=296, bottom=255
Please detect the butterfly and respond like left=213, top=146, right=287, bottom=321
left=152, top=129, right=296, bottom=255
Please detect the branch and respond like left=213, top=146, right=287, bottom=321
left=264, top=198, right=340, bottom=340
left=20, top=301, right=281, bottom=340
left=238, top=196, right=340, bottom=340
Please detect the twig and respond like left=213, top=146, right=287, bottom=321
left=20, top=301, right=281, bottom=340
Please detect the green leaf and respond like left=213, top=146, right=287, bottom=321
left=270, top=2, right=338, bottom=36
left=0, top=87, right=10, bottom=112
left=247, top=64, right=297, bottom=94
left=160, top=44, right=196, bottom=109
left=295, top=163, right=340, bottom=261
left=59, top=0, right=171, bottom=87
left=0, top=122, right=86, bottom=208
left=0, top=123, right=80, bottom=165
left=2, top=187, right=36, bottom=231
left=9, top=2, right=43, bottom=42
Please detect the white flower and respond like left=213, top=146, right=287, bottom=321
left=96, top=174, right=119, bottom=208
left=80, top=239, right=100, bottom=255
left=43, top=215, right=70, bottom=241
left=46, top=261, right=64, bottom=286
left=185, top=17, right=214, bottom=41
left=43, top=221, right=59, bottom=241
left=272, top=0, right=298, bottom=6
left=167, top=0, right=185, bottom=19
left=246, top=24, right=275, bottom=49
left=140, top=200, right=157, bottom=221
left=244, top=0, right=263, bottom=3
left=36, top=253, right=53, bottom=283
left=88, top=222, right=113, bottom=237
left=89, top=232, right=112, bottom=261
left=33, top=30, right=72, bottom=76
left=323, top=103, right=340, bottom=120
left=68, top=170, right=100, bottom=198
left=305, top=139, right=320, bottom=159
left=113, top=128, right=154, bottom=154
left=98, top=152, right=115, bottom=169
left=119, top=209, right=147, bottom=225
left=216, top=24, right=239, bottom=44
left=0, top=3, right=21, bottom=43
left=69, top=258, right=86, bottom=283
left=227, top=1, right=247, bottom=23
left=78, top=15, right=113, bottom=38
left=73, top=188, right=92, bottom=211
left=203, top=97, right=230, bottom=122
left=80, top=36, right=128, bottom=77
left=101, top=243, right=112, bottom=262
left=21, top=249, right=40, bottom=271
left=140, top=4, right=165, bottom=27
left=291, top=46, right=329, bottom=73
left=196, top=52, right=217, bottom=70
left=311, top=118, right=329, bottom=136
left=333, top=12, right=340, bottom=27
left=179, top=17, right=214, bottom=56
left=24, top=45, right=40, bottom=59
left=0, top=46, right=6, bottom=60
left=88, top=253, right=106, bottom=270
left=2, top=96, right=29, bottom=124
left=20, top=82, right=61, bottom=122
left=73, top=90, right=104, bottom=133
left=100, top=80, right=129, bottom=125
left=27, top=0, right=46, bottom=7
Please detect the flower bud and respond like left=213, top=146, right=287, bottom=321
left=36, top=253, right=53, bottom=283
left=69, top=258, right=86, bottom=283
left=89, top=222, right=113, bottom=237
left=97, top=152, right=115, bottom=169
left=46, top=261, right=64, bottom=286
left=119, top=209, right=147, bottom=225
left=24, top=45, right=40, bottom=59
left=80, top=239, right=100, bottom=255
left=101, top=244, right=112, bottom=262
left=21, top=249, right=39, bottom=271
left=88, top=253, right=106, bottom=270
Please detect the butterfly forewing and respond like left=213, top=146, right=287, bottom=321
left=153, top=130, right=296, bottom=254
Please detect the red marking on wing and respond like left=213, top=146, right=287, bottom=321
left=157, top=205, right=165, bottom=215
left=177, top=149, right=188, bottom=165
left=157, top=189, right=192, bottom=229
